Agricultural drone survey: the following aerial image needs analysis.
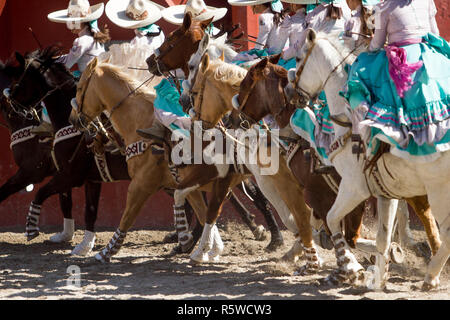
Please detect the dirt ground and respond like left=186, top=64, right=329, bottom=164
left=0, top=216, right=448, bottom=300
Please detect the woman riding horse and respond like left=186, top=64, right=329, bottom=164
left=33, top=0, right=110, bottom=137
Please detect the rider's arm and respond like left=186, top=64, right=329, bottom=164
left=429, top=0, right=440, bottom=36
left=61, top=36, right=94, bottom=70
left=255, top=13, right=274, bottom=50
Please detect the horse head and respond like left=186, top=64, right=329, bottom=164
left=146, top=12, right=213, bottom=77
left=230, top=54, right=293, bottom=129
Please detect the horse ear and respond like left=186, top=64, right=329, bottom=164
left=182, top=12, right=193, bottom=31
left=200, top=17, right=214, bottom=30
left=199, top=33, right=210, bottom=53
left=219, top=50, right=225, bottom=62
left=15, top=52, right=25, bottom=68
left=254, top=58, right=269, bottom=73
left=269, top=53, right=282, bottom=65
left=201, top=53, right=210, bottom=73
left=306, top=28, right=316, bottom=45
left=84, top=57, right=98, bottom=75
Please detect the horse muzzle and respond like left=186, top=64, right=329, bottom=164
left=179, top=93, right=192, bottom=114
left=146, top=55, right=163, bottom=76
left=287, top=68, right=296, bottom=84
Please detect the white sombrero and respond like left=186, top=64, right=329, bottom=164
left=227, top=0, right=272, bottom=6
left=162, top=0, right=228, bottom=25
left=281, top=0, right=318, bottom=4
left=48, top=0, right=104, bottom=23
left=105, top=0, right=163, bottom=29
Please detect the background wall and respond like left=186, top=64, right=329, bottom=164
left=0, top=0, right=448, bottom=229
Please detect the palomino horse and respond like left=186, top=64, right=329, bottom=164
left=169, top=54, right=324, bottom=272
left=230, top=56, right=441, bottom=269
left=286, top=29, right=447, bottom=290
left=0, top=59, right=73, bottom=226
left=6, top=47, right=208, bottom=257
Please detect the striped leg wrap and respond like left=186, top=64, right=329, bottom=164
left=295, top=243, right=321, bottom=275
left=26, top=202, right=41, bottom=238
left=174, top=205, right=193, bottom=247
left=96, top=229, right=126, bottom=263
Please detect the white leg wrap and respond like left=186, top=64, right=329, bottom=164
left=49, top=218, right=74, bottom=243
left=208, top=225, right=224, bottom=262
left=25, top=202, right=41, bottom=239
left=71, top=230, right=96, bottom=256
left=190, top=223, right=214, bottom=263
left=294, top=242, right=322, bottom=275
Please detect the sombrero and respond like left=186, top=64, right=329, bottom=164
left=48, top=0, right=104, bottom=23
left=105, top=0, right=163, bottom=29
left=161, top=0, right=227, bottom=25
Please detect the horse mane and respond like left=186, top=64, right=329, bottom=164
left=97, top=62, right=157, bottom=101
left=207, top=59, right=247, bottom=87
left=314, top=31, right=358, bottom=65
left=207, top=38, right=238, bottom=62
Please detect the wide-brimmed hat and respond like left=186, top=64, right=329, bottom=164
left=162, top=0, right=227, bottom=25
left=228, top=0, right=272, bottom=6
left=105, top=0, right=163, bottom=29
left=281, top=0, right=318, bottom=4
left=48, top=0, right=104, bottom=23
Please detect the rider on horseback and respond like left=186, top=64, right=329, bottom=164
left=34, top=0, right=110, bottom=137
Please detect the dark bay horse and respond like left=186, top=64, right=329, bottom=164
left=0, top=59, right=73, bottom=227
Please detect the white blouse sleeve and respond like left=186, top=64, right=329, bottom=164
left=256, top=14, right=274, bottom=50
left=369, top=5, right=388, bottom=51
left=64, top=37, right=92, bottom=70
left=429, top=0, right=440, bottom=35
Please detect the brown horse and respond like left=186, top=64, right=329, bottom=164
left=230, top=56, right=441, bottom=260
left=72, top=58, right=210, bottom=262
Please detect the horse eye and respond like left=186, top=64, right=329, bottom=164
left=296, top=57, right=300, bottom=63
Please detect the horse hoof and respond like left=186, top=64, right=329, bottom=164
left=26, top=232, right=39, bottom=241
left=389, top=242, right=404, bottom=264
left=319, top=230, right=333, bottom=250
left=421, top=281, right=438, bottom=291
left=163, top=231, right=178, bottom=244
left=208, top=254, right=221, bottom=263
left=49, top=232, right=74, bottom=243
left=94, top=252, right=110, bottom=263
left=181, top=240, right=196, bottom=254
left=190, top=250, right=209, bottom=264
left=252, top=225, right=267, bottom=241
left=294, top=264, right=319, bottom=276
left=265, top=237, right=284, bottom=252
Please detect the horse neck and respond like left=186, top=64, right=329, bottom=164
left=314, top=41, right=353, bottom=137
left=43, top=85, right=75, bottom=131
left=96, top=67, right=155, bottom=145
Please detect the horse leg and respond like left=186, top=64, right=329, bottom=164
left=326, top=180, right=369, bottom=285
left=49, top=190, right=75, bottom=243
left=0, top=168, right=34, bottom=204
left=406, top=196, right=441, bottom=256
left=242, top=180, right=284, bottom=251
left=191, top=175, right=235, bottom=264
left=94, top=172, right=162, bottom=263
left=71, top=181, right=101, bottom=256
left=367, top=197, right=398, bottom=290
left=25, top=174, right=74, bottom=241
left=229, top=190, right=266, bottom=241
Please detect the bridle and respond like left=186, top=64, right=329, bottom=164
left=292, top=39, right=362, bottom=104
left=7, top=57, right=75, bottom=121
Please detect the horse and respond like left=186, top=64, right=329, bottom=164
left=6, top=46, right=209, bottom=257
left=230, top=54, right=441, bottom=266
left=146, top=13, right=286, bottom=252
left=0, top=59, right=74, bottom=231
left=160, top=53, right=327, bottom=272
left=285, top=29, right=447, bottom=290
left=71, top=57, right=319, bottom=272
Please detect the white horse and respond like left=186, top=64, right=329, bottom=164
left=286, top=29, right=448, bottom=290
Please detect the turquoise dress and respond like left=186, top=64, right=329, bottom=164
left=233, top=48, right=296, bottom=70
left=341, top=33, right=450, bottom=161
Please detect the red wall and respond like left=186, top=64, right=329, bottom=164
left=0, top=0, right=449, bottom=228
